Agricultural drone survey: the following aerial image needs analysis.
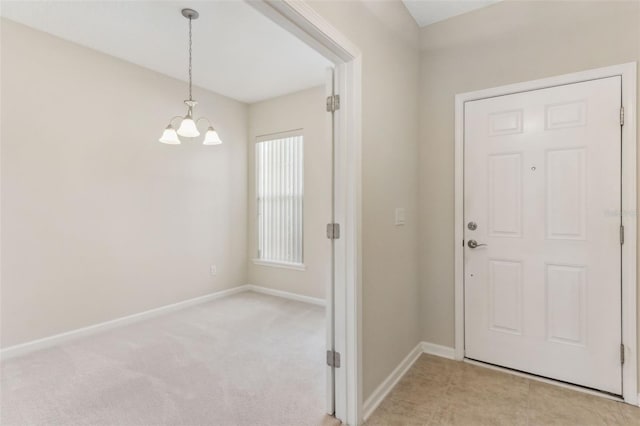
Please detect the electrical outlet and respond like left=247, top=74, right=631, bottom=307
left=210, top=265, right=217, bottom=276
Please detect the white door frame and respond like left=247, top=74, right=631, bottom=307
left=454, top=63, right=637, bottom=405
left=248, top=1, right=363, bottom=424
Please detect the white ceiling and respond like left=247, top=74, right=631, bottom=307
left=403, top=0, right=503, bottom=27
left=0, top=1, right=332, bottom=103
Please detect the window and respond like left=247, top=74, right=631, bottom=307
left=255, top=131, right=304, bottom=267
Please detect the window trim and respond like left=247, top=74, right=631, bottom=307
left=252, top=258, right=306, bottom=271
left=255, top=129, right=305, bottom=265
left=255, top=128, right=303, bottom=143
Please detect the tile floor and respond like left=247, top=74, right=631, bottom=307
left=366, top=354, right=640, bottom=426
left=322, top=414, right=342, bottom=425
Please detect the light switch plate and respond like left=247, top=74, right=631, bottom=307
left=395, top=208, right=406, bottom=226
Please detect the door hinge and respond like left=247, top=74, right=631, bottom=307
left=621, top=225, right=625, bottom=245
left=326, top=95, right=340, bottom=113
left=327, top=223, right=340, bottom=240
left=327, top=350, right=341, bottom=368
left=621, top=106, right=625, bottom=126
left=621, top=343, right=625, bottom=365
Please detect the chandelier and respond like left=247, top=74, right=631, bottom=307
left=159, top=8, right=222, bottom=145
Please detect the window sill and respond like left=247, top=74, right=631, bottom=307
left=252, top=259, right=306, bottom=271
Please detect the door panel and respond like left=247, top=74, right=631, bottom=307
left=464, top=76, right=622, bottom=394
left=546, top=148, right=587, bottom=239
left=488, top=153, right=522, bottom=237
left=488, top=259, right=523, bottom=334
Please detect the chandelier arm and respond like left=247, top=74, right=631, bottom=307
left=168, top=115, right=184, bottom=126
left=196, top=117, right=212, bottom=128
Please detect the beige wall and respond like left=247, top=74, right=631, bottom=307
left=308, top=0, right=422, bottom=399
left=247, top=86, right=330, bottom=300
left=418, top=0, right=640, bottom=361
left=0, top=20, right=249, bottom=348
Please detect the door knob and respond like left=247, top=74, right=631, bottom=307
left=467, top=240, right=488, bottom=249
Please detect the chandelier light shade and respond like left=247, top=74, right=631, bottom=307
left=203, top=127, right=223, bottom=145
left=159, top=125, right=181, bottom=145
left=159, top=8, right=222, bottom=146
left=177, top=117, right=200, bottom=138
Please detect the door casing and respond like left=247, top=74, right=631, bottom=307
left=248, top=2, right=364, bottom=424
left=454, top=63, right=637, bottom=405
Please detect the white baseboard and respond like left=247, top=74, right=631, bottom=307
left=1, top=284, right=324, bottom=361
left=245, top=284, right=326, bottom=307
left=421, top=341, right=456, bottom=359
left=1, top=286, right=248, bottom=360
left=363, top=342, right=423, bottom=421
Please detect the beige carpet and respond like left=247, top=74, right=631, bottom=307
left=1, top=291, right=329, bottom=426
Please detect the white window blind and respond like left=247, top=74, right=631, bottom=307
left=256, top=132, right=304, bottom=265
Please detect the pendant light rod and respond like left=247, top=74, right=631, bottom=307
left=181, top=8, right=198, bottom=102
left=188, top=13, right=192, bottom=101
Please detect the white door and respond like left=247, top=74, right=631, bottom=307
left=464, top=76, right=623, bottom=394
left=325, top=67, right=336, bottom=415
